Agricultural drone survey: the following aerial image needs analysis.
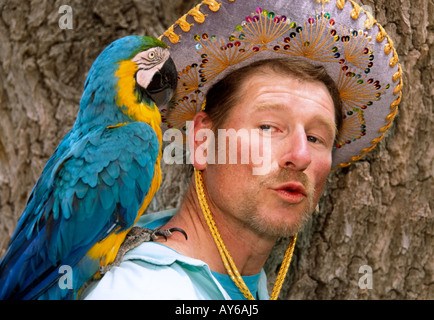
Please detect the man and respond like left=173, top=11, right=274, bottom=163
left=84, top=58, right=341, bottom=299
left=84, top=0, right=402, bottom=300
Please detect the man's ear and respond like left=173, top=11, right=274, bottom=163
left=188, top=111, right=215, bottom=170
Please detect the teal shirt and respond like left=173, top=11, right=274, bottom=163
left=211, top=271, right=261, bottom=300
left=83, top=209, right=269, bottom=300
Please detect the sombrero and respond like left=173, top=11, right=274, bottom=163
left=158, top=0, right=403, bottom=169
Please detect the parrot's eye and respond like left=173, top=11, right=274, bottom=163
left=148, top=51, right=155, bottom=59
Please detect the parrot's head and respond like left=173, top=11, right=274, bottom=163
left=116, top=36, right=178, bottom=109
left=78, top=35, right=178, bottom=127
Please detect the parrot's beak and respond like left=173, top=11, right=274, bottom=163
left=146, top=56, right=178, bottom=108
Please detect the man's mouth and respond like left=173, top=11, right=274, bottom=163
left=273, top=182, right=307, bottom=204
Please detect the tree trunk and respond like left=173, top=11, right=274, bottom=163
left=0, top=0, right=432, bottom=299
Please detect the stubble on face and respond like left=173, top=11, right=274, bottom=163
left=235, top=168, right=317, bottom=239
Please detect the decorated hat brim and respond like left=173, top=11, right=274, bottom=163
left=158, top=0, right=403, bottom=169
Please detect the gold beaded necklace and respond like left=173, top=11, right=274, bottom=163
left=194, top=168, right=297, bottom=300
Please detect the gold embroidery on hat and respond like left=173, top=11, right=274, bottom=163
left=203, top=0, right=221, bottom=12
left=364, top=10, right=376, bottom=29
left=162, top=25, right=180, bottom=44
left=194, top=35, right=256, bottom=83
left=275, top=13, right=339, bottom=62
left=162, top=64, right=201, bottom=131
left=390, top=90, right=402, bottom=108
left=340, top=26, right=373, bottom=69
left=337, top=66, right=387, bottom=114
left=390, top=47, right=399, bottom=68
left=337, top=0, right=346, bottom=10
left=360, top=144, right=376, bottom=154
left=393, top=77, right=403, bottom=95
left=233, top=9, right=292, bottom=47
left=177, top=14, right=194, bottom=32
left=350, top=1, right=362, bottom=19
left=173, top=63, right=200, bottom=101
left=162, top=91, right=199, bottom=131
left=335, top=111, right=365, bottom=148
left=380, top=90, right=400, bottom=132
left=376, top=24, right=387, bottom=42
left=392, top=64, right=402, bottom=83
left=370, top=134, right=385, bottom=145
left=392, top=76, right=403, bottom=101
left=188, top=4, right=207, bottom=23
left=386, top=105, right=399, bottom=122
left=335, top=65, right=388, bottom=148
left=384, top=36, right=394, bottom=55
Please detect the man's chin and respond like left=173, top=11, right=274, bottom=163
left=248, top=208, right=313, bottom=238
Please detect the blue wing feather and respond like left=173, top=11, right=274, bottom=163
left=0, top=121, right=159, bottom=299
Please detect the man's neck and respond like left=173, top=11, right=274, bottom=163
left=156, top=177, right=277, bottom=276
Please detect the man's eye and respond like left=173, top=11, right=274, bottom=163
left=307, top=136, right=319, bottom=143
left=259, top=125, right=273, bottom=131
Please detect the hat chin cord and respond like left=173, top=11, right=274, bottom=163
left=194, top=168, right=297, bottom=300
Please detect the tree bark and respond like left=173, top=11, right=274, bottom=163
left=0, top=0, right=432, bottom=299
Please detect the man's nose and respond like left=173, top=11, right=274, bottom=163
left=278, top=128, right=312, bottom=171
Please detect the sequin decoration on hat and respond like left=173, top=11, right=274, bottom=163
left=158, top=0, right=403, bottom=169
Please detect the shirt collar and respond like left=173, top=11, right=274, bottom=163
left=128, top=209, right=270, bottom=300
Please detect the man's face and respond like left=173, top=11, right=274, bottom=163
left=203, top=70, right=336, bottom=239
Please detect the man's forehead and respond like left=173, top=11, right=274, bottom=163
left=238, top=72, right=334, bottom=111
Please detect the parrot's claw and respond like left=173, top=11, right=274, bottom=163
left=153, top=227, right=188, bottom=241
left=99, top=226, right=187, bottom=276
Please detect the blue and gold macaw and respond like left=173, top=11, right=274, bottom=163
left=0, top=35, right=179, bottom=300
